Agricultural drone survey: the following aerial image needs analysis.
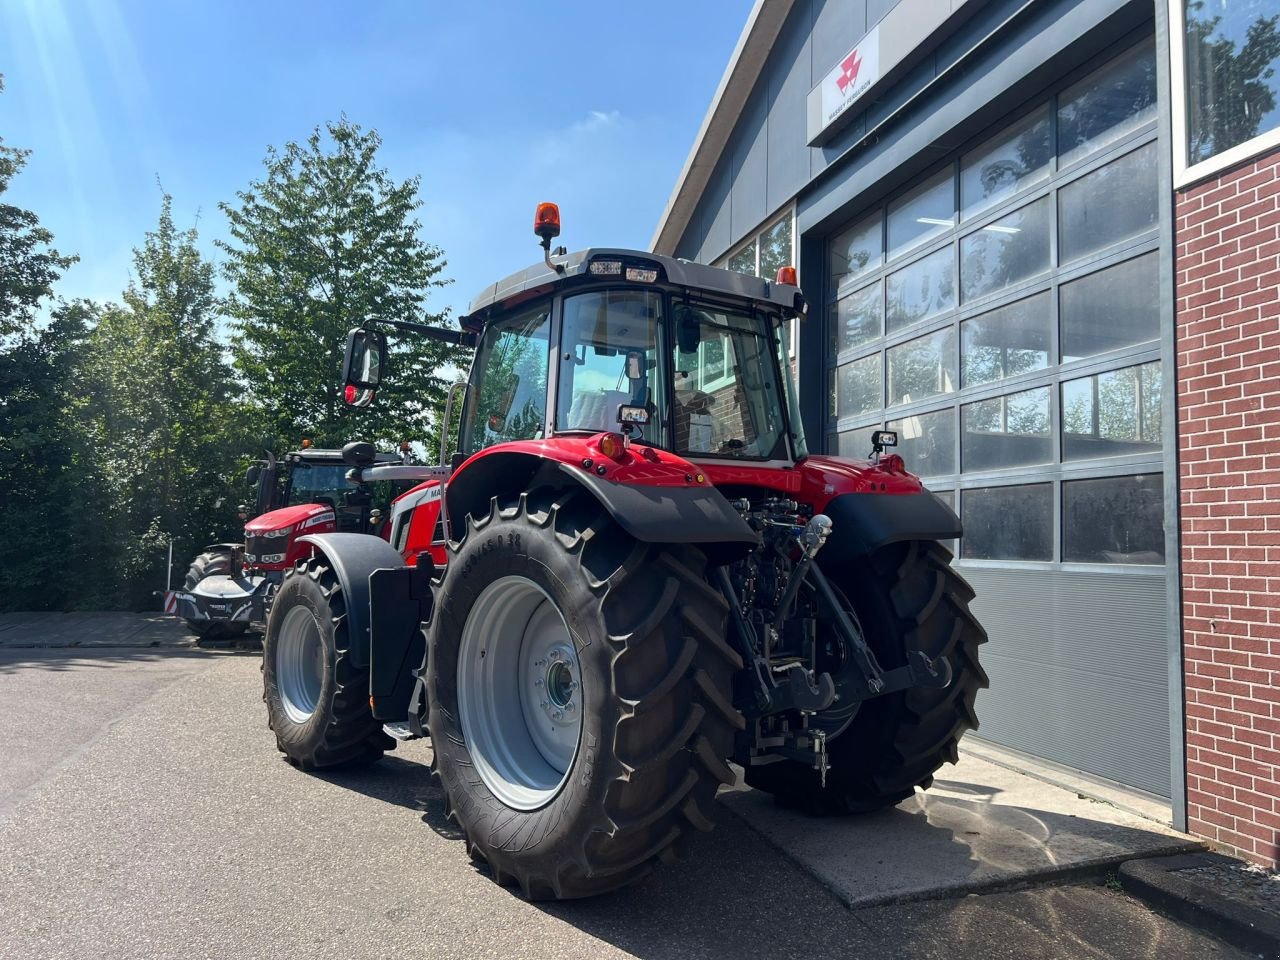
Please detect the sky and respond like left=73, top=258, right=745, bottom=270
left=0, top=1, right=746, bottom=322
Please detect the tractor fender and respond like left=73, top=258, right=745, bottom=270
left=445, top=446, right=759, bottom=564
left=819, top=490, right=961, bottom=563
left=295, top=533, right=405, bottom=670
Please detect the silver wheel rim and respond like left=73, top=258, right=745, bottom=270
left=457, top=575, right=582, bottom=811
left=277, top=605, right=325, bottom=724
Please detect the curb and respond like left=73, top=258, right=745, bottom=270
left=1119, top=853, right=1280, bottom=957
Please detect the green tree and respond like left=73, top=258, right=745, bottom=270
left=87, top=193, right=242, bottom=605
left=219, top=119, right=464, bottom=454
left=0, top=77, right=77, bottom=342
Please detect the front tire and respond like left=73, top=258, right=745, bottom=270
left=745, top=540, right=988, bottom=812
left=427, top=488, right=741, bottom=899
left=262, top=557, right=392, bottom=769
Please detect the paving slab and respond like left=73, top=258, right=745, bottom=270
left=0, top=612, right=193, bottom=648
left=721, top=750, right=1202, bottom=908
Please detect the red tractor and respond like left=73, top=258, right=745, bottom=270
left=176, top=443, right=416, bottom=640
left=261, top=204, right=987, bottom=899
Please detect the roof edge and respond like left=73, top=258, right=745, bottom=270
left=649, top=0, right=797, bottom=257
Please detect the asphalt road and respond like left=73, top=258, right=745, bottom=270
left=0, top=647, right=1253, bottom=960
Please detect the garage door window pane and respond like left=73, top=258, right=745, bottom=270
left=961, top=483, right=1053, bottom=560
left=728, top=241, right=757, bottom=275
left=887, top=247, right=956, bottom=333
left=960, top=198, right=1051, bottom=302
left=888, top=408, right=955, bottom=477
left=961, top=292, right=1051, bottom=387
left=836, top=424, right=881, bottom=459
left=887, top=328, right=957, bottom=407
left=888, top=168, right=954, bottom=261
left=1060, top=253, right=1159, bottom=362
left=1058, top=39, right=1157, bottom=168
left=1059, top=144, right=1158, bottom=263
left=962, top=386, right=1052, bottom=471
left=1063, top=473, right=1164, bottom=564
left=830, top=212, right=882, bottom=295
left=961, top=106, right=1052, bottom=220
left=836, top=354, right=882, bottom=418
left=1062, top=362, right=1162, bottom=460
left=832, top=281, right=883, bottom=355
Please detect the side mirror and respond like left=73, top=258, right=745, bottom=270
left=342, top=328, right=388, bottom=407
left=341, top=441, right=377, bottom=468
left=245, top=464, right=261, bottom=485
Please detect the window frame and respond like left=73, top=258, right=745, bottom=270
left=1168, top=0, right=1280, bottom=187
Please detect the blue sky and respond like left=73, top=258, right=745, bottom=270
left=0, top=1, right=744, bottom=321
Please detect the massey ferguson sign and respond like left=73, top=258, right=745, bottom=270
left=817, top=26, right=880, bottom=134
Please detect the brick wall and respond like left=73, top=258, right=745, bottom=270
left=1177, top=149, right=1280, bottom=867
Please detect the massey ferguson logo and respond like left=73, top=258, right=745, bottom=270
left=819, top=26, right=880, bottom=129
left=836, top=50, right=863, bottom=95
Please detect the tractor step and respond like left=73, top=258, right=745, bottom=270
left=381, top=720, right=420, bottom=741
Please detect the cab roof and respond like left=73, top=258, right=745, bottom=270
left=286, top=449, right=400, bottom=464
left=460, top=247, right=800, bottom=329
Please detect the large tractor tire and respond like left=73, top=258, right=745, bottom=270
left=745, top=540, right=988, bottom=813
left=426, top=487, right=741, bottom=900
left=182, top=549, right=248, bottom=641
left=262, top=557, right=393, bottom=769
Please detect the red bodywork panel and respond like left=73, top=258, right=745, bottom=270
left=454, top=435, right=712, bottom=488
left=243, top=503, right=336, bottom=570
left=391, top=480, right=448, bottom=566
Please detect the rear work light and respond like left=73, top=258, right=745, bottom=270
left=589, top=260, right=622, bottom=276
left=625, top=266, right=658, bottom=283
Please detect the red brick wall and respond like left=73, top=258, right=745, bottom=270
left=1177, top=149, right=1280, bottom=867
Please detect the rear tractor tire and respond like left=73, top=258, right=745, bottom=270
left=262, top=557, right=393, bottom=769
left=182, top=549, right=249, bottom=641
left=745, top=540, right=988, bottom=813
left=426, top=487, right=742, bottom=900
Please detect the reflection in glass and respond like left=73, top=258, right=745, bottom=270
left=962, top=387, right=1051, bottom=472
left=1062, top=362, right=1162, bottom=461
left=836, top=424, right=881, bottom=459
left=961, top=293, right=1051, bottom=387
left=960, top=198, right=1051, bottom=302
left=961, top=107, right=1052, bottom=220
left=960, top=483, right=1053, bottom=560
left=728, top=241, right=757, bottom=275
left=888, top=408, right=955, bottom=477
left=759, top=217, right=793, bottom=282
left=886, top=247, right=955, bottom=332
left=1060, top=253, right=1160, bottom=362
left=1058, top=39, right=1158, bottom=167
left=887, top=328, right=957, bottom=407
left=1059, top=143, right=1158, bottom=263
left=1063, top=473, right=1164, bottom=563
left=1185, top=2, right=1280, bottom=165
left=887, top=168, right=954, bottom=261
left=836, top=354, right=882, bottom=418
left=829, top=212, right=882, bottom=295
left=832, top=281, right=883, bottom=355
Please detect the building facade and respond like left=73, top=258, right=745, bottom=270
left=653, top=0, right=1280, bottom=865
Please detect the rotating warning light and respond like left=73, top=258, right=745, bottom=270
left=776, top=265, right=798, bottom=286
left=534, top=202, right=561, bottom=241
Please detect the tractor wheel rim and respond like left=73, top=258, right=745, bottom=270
left=457, top=575, right=582, bottom=811
left=277, top=605, right=325, bottom=724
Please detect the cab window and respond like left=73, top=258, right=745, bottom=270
left=464, top=302, right=552, bottom=455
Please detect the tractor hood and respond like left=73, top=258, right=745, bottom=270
left=244, top=502, right=335, bottom=537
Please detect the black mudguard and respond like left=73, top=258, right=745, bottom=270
left=566, top=465, right=759, bottom=563
left=820, top=490, right=961, bottom=563
left=295, top=533, right=405, bottom=671
left=367, top=563, right=433, bottom=721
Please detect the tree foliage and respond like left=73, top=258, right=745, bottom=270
left=219, top=119, right=464, bottom=453
left=86, top=193, right=244, bottom=605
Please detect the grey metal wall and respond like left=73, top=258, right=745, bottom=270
left=965, top=567, right=1171, bottom=798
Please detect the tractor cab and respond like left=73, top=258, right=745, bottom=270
left=454, top=249, right=809, bottom=468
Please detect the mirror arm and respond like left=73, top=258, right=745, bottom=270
left=381, top=319, right=477, bottom=347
